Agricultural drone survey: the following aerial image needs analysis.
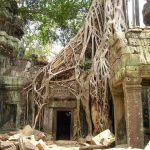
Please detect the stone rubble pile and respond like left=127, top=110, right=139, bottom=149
left=0, top=125, right=48, bottom=150
left=0, top=126, right=149, bottom=150
left=0, top=125, right=80, bottom=150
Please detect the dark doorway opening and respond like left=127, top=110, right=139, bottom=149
left=56, top=111, right=71, bottom=140
left=0, top=104, right=17, bottom=129
left=141, top=80, right=150, bottom=144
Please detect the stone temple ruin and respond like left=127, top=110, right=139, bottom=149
left=0, top=0, right=150, bottom=149
left=110, top=28, right=150, bottom=147
left=0, top=0, right=25, bottom=130
left=0, top=0, right=43, bottom=131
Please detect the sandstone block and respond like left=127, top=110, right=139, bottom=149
left=92, top=129, right=115, bottom=146
left=0, top=141, right=16, bottom=150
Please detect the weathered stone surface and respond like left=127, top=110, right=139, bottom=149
left=9, top=134, right=21, bottom=141
left=0, top=141, right=16, bottom=149
left=48, top=100, right=76, bottom=108
left=0, top=0, right=27, bottom=132
left=110, top=29, right=150, bottom=86
left=18, top=125, right=46, bottom=141
left=49, top=85, right=76, bottom=99
left=19, top=137, right=37, bottom=150
left=109, top=28, right=150, bottom=148
left=85, top=135, right=94, bottom=145
left=128, top=38, right=150, bottom=46
left=0, top=31, right=21, bottom=56
left=36, top=143, right=44, bottom=150
left=33, top=129, right=46, bottom=141
left=0, top=134, right=9, bottom=141
left=144, top=141, right=150, bottom=150
left=19, top=125, right=33, bottom=136
left=126, top=31, right=150, bottom=39
left=92, top=129, right=115, bottom=146
left=36, top=140, right=47, bottom=150
left=4, top=145, right=16, bottom=150
left=123, top=78, right=144, bottom=148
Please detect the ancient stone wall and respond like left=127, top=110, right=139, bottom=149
left=0, top=0, right=27, bottom=130
left=109, top=28, right=150, bottom=148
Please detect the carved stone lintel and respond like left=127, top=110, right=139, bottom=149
left=124, top=77, right=142, bottom=86
left=48, top=100, right=76, bottom=108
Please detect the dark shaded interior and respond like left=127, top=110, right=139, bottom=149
left=142, top=87, right=150, bottom=129
left=141, top=80, right=150, bottom=144
left=108, top=86, right=115, bottom=134
left=56, top=111, right=71, bottom=140
left=0, top=103, right=17, bottom=129
left=80, top=102, right=88, bottom=137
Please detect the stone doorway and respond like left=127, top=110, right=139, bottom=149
left=56, top=111, right=71, bottom=140
left=0, top=103, right=17, bottom=130
left=142, top=81, right=150, bottom=144
left=43, top=100, right=76, bottom=140
left=142, top=87, right=150, bottom=129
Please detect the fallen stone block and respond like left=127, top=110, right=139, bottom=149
left=18, top=125, right=46, bottom=141
left=0, top=134, right=10, bottom=141
left=92, top=129, right=115, bottom=146
left=5, top=144, right=16, bottom=150
left=144, top=141, right=150, bottom=150
left=36, top=139, right=48, bottom=150
left=33, top=129, right=46, bottom=141
left=85, top=135, right=95, bottom=145
left=14, top=142, right=19, bottom=150
left=18, top=125, right=33, bottom=136
left=9, top=134, right=21, bottom=141
left=36, top=143, right=44, bottom=150
left=19, top=137, right=37, bottom=150
left=0, top=141, right=16, bottom=150
left=8, top=132, right=17, bottom=136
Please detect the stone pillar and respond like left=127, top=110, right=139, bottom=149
left=111, top=88, right=127, bottom=145
left=123, top=77, right=144, bottom=148
left=48, top=108, right=53, bottom=135
left=16, top=103, right=21, bottom=129
left=43, top=107, right=53, bottom=139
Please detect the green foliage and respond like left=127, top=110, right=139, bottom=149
left=23, top=42, right=50, bottom=60
left=79, top=59, right=92, bottom=70
left=18, top=0, right=92, bottom=47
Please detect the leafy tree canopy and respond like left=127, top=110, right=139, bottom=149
left=17, top=0, right=91, bottom=51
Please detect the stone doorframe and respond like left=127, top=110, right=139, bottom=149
left=109, top=28, right=150, bottom=148
left=111, top=77, right=144, bottom=147
left=53, top=108, right=74, bottom=140
left=43, top=99, right=76, bottom=140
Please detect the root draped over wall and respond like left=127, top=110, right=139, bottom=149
left=24, top=0, right=127, bottom=139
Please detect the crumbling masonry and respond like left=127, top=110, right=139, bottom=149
left=0, top=0, right=149, bottom=149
